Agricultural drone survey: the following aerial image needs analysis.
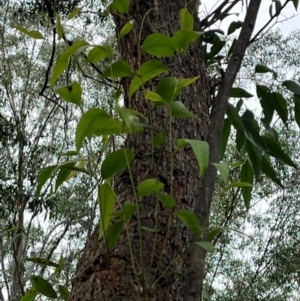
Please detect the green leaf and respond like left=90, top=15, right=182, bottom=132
left=256, top=85, right=274, bottom=126
left=98, top=184, right=115, bottom=239
left=36, top=165, right=57, bottom=197
left=209, top=35, right=226, bottom=58
left=220, top=118, right=231, bottom=160
left=273, top=92, right=288, bottom=125
left=195, top=241, right=215, bottom=253
left=129, top=60, right=168, bottom=97
left=293, top=0, right=299, bottom=10
left=262, top=136, right=297, bottom=168
left=228, top=182, right=252, bottom=187
left=283, top=80, right=300, bottom=95
left=176, top=209, right=201, bottom=236
left=30, top=275, right=57, bottom=298
left=111, top=0, right=130, bottom=14
left=87, top=46, right=113, bottom=63
left=116, top=106, right=145, bottom=131
left=102, top=60, right=132, bottom=78
left=50, top=59, right=68, bottom=87
left=171, top=30, right=201, bottom=51
left=112, top=203, right=137, bottom=221
left=262, top=155, right=283, bottom=188
left=212, top=162, right=229, bottom=182
left=152, top=132, right=165, bottom=147
left=101, top=149, right=134, bottom=179
left=56, top=81, right=82, bottom=105
left=76, top=108, right=122, bottom=151
left=241, top=161, right=253, bottom=209
left=145, top=90, right=164, bottom=102
left=156, top=77, right=180, bottom=103
left=171, top=101, right=196, bottom=118
left=178, top=76, right=200, bottom=89
left=227, top=21, right=243, bottom=35
left=255, top=64, right=277, bottom=79
left=59, top=40, right=89, bottom=61
left=106, top=221, right=124, bottom=248
left=236, top=130, right=245, bottom=152
left=55, top=255, right=64, bottom=275
left=14, top=25, right=44, bottom=39
left=138, top=179, right=164, bottom=196
left=141, top=226, right=156, bottom=232
left=157, top=192, right=175, bottom=209
left=142, top=33, right=175, bottom=57
left=177, top=139, right=209, bottom=177
left=245, top=140, right=262, bottom=181
left=55, top=162, right=75, bottom=191
left=294, top=95, right=300, bottom=128
left=20, top=287, right=39, bottom=301
left=226, top=103, right=245, bottom=132
left=59, top=285, right=70, bottom=301
left=120, top=20, right=134, bottom=37
left=56, top=14, right=63, bottom=40
left=230, top=87, right=253, bottom=98
left=207, top=229, right=220, bottom=242
left=25, top=257, right=59, bottom=268
left=68, top=7, right=83, bottom=19
left=180, top=8, right=194, bottom=30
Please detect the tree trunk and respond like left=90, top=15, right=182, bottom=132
left=69, top=1, right=213, bottom=300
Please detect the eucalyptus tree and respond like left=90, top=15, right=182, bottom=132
left=13, top=0, right=300, bottom=301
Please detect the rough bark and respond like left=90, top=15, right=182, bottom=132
left=69, top=0, right=261, bottom=300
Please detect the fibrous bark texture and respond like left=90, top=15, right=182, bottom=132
left=69, top=1, right=211, bottom=300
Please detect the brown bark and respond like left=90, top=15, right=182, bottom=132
left=68, top=0, right=261, bottom=300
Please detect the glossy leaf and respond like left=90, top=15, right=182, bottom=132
left=142, top=33, right=175, bottom=57
left=111, top=0, right=129, bottom=14
left=20, top=287, right=39, bottom=301
left=176, top=209, right=201, bottom=236
left=120, top=20, right=134, bottom=37
left=106, top=221, right=124, bottom=248
left=230, top=87, right=253, bottom=98
left=180, top=8, right=194, bottom=30
left=171, top=101, right=196, bottom=118
left=98, top=184, right=115, bottom=239
left=212, top=162, right=229, bottom=182
left=129, top=60, right=168, bottom=97
left=283, top=80, right=300, bottom=95
left=56, top=81, right=82, bottom=105
left=26, top=257, right=59, bottom=268
left=227, top=21, right=243, bottom=35
left=195, top=241, right=215, bottom=253
left=241, top=161, right=254, bottom=209
left=157, top=192, right=175, bottom=209
left=101, top=149, right=134, bottom=179
left=262, top=155, right=283, bottom=188
left=15, top=25, right=44, bottom=39
left=177, top=139, right=209, bottom=177
left=30, top=275, right=57, bottom=298
left=87, top=46, right=113, bottom=63
left=138, top=179, right=164, bottom=196
left=102, top=60, right=133, bottom=78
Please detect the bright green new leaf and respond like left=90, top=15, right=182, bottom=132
left=176, top=209, right=201, bottom=236
left=228, top=182, right=252, bottom=188
left=111, top=0, right=130, bottom=14
left=156, top=77, right=179, bottom=103
left=261, top=155, right=283, bottom=188
left=195, top=241, right=215, bottom=253
left=172, top=30, right=201, bottom=51
left=102, top=60, right=133, bottom=78
left=26, top=257, right=59, bottom=268
left=30, top=275, right=57, bottom=298
left=138, top=179, right=164, bottom=196
left=98, top=184, right=115, bottom=239
left=56, top=14, right=63, bottom=40
left=56, top=81, right=82, bottom=105
left=120, top=20, right=134, bottom=37
left=58, top=40, right=89, bottom=61
left=129, top=60, right=168, bottom=96
left=50, top=59, right=68, bottom=87
left=106, top=221, right=124, bottom=248
left=220, top=118, right=231, bottom=160
left=36, top=165, right=57, bottom=197
left=230, top=87, right=253, bottom=98
left=212, top=162, right=229, bottom=183
left=255, top=64, right=277, bottom=78
left=87, top=46, right=113, bottom=63
left=180, top=8, right=194, bottom=30
left=152, top=132, right=165, bottom=147
left=283, top=80, right=300, bottom=95
left=241, top=161, right=254, bottom=209
left=15, top=25, right=44, bottom=39
left=171, top=101, right=196, bottom=118
left=177, top=139, right=209, bottom=177
left=227, top=21, right=243, bottom=35
left=101, top=149, right=134, bottom=179
left=157, top=191, right=175, bottom=210
left=112, top=203, right=137, bottom=221
left=76, top=108, right=122, bottom=151
left=145, top=90, right=164, bottom=102
left=178, top=76, right=200, bottom=89
left=68, top=7, right=83, bottom=19
left=59, top=285, right=70, bottom=301
left=142, top=33, right=175, bottom=57
left=20, top=287, right=38, bottom=301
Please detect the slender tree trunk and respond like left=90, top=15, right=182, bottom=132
left=69, top=0, right=261, bottom=300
